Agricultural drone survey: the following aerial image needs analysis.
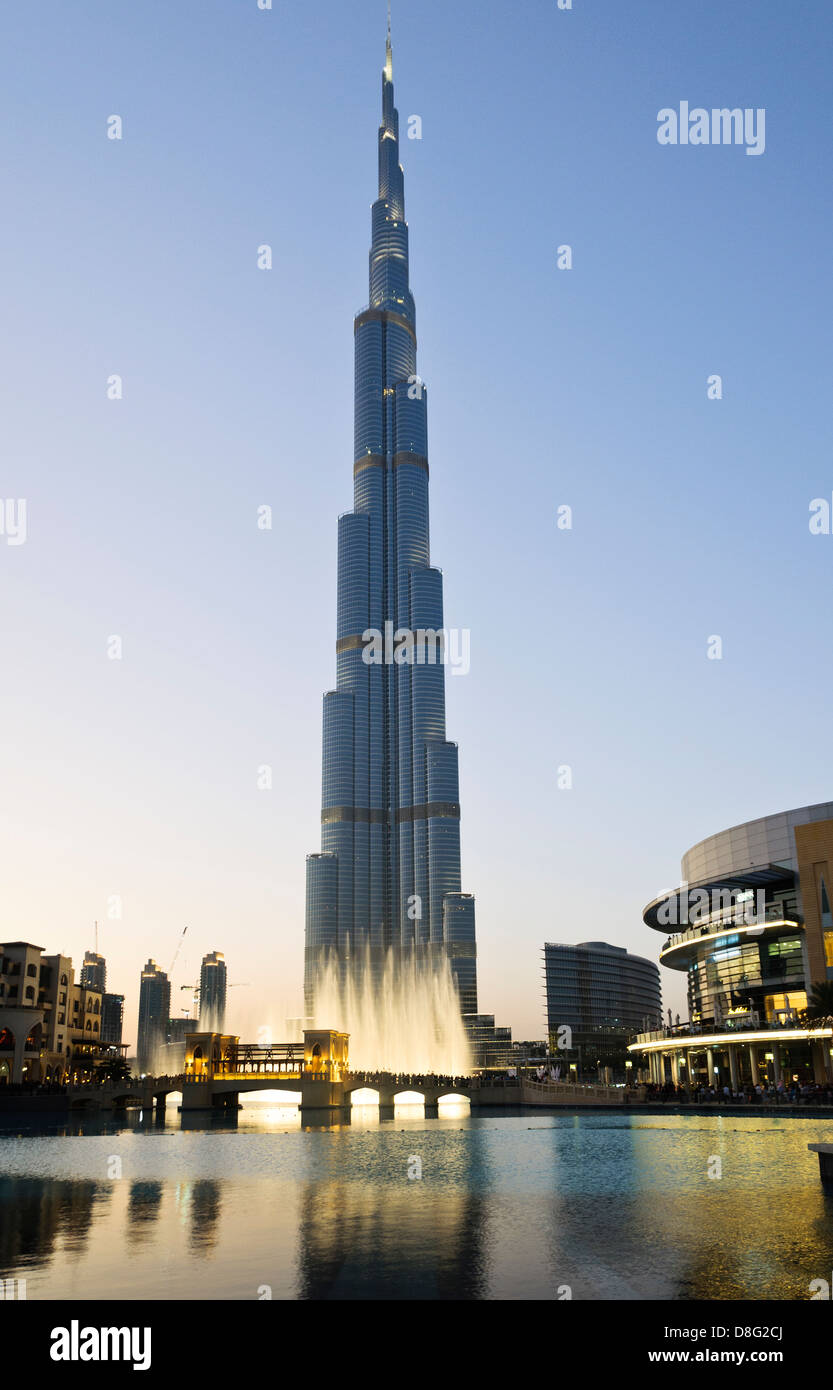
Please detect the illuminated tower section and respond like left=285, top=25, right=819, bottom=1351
left=304, top=19, right=478, bottom=1018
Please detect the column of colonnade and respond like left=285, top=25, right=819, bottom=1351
left=643, top=1036, right=833, bottom=1095
left=811, top=1039, right=833, bottom=1083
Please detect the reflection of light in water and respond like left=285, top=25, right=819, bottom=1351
left=311, top=946, right=472, bottom=1074
left=237, top=1097, right=303, bottom=1131
left=349, top=1104, right=381, bottom=1128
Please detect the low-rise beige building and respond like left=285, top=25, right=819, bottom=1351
left=0, top=942, right=116, bottom=1085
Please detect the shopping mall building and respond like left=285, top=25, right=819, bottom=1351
left=629, top=803, right=833, bottom=1089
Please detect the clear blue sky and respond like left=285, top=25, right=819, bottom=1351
left=2, top=0, right=831, bottom=1044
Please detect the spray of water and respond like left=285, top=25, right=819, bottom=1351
left=311, top=946, right=472, bottom=1075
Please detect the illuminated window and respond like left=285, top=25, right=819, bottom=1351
left=764, top=991, right=807, bottom=1020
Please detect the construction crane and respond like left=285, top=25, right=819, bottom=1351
left=179, top=981, right=250, bottom=1018
left=167, top=925, right=188, bottom=979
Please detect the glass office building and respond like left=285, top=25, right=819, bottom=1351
left=543, top=941, right=662, bottom=1079
left=80, top=951, right=106, bottom=992
left=199, top=950, right=227, bottom=1032
left=101, top=993, right=124, bottom=1047
left=136, top=958, right=171, bottom=1074
left=305, top=22, right=478, bottom=1018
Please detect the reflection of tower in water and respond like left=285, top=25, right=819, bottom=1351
left=183, top=1180, right=222, bottom=1254
left=296, top=1128, right=489, bottom=1299
left=126, top=1180, right=164, bottom=1247
left=0, top=1176, right=104, bottom=1270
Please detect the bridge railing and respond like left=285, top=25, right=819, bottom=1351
left=518, top=1079, right=623, bottom=1102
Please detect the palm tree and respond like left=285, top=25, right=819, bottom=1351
left=99, top=1055, right=131, bottom=1085
left=806, top=980, right=833, bottom=1022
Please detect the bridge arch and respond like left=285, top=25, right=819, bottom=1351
left=109, top=1089, right=140, bottom=1105
left=436, top=1091, right=471, bottom=1107
left=345, top=1086, right=380, bottom=1106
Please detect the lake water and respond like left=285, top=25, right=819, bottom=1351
left=1, top=1100, right=831, bottom=1300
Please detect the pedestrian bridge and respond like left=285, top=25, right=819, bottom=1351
left=66, top=1069, right=474, bottom=1114
left=117, top=1028, right=473, bottom=1112
left=66, top=1029, right=624, bottom=1114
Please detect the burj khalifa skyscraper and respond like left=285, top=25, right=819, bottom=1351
left=304, top=15, right=478, bottom=1025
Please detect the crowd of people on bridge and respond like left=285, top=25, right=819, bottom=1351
left=345, top=1071, right=471, bottom=1090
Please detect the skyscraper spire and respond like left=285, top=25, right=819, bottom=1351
left=385, top=3, right=393, bottom=83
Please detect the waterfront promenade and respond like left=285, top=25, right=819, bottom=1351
left=2, top=1068, right=833, bottom=1117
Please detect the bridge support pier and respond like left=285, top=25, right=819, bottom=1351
left=300, top=1079, right=345, bottom=1110
left=180, top=1083, right=243, bottom=1112
left=180, top=1082, right=214, bottom=1112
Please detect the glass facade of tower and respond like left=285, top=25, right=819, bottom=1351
left=80, top=951, right=106, bottom=992
left=101, top=992, right=124, bottom=1047
left=137, top=959, right=170, bottom=1074
left=199, top=951, right=227, bottom=1032
left=543, top=941, right=662, bottom=1079
left=305, top=30, right=477, bottom=1018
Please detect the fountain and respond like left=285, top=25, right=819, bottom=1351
left=310, top=946, right=472, bottom=1075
